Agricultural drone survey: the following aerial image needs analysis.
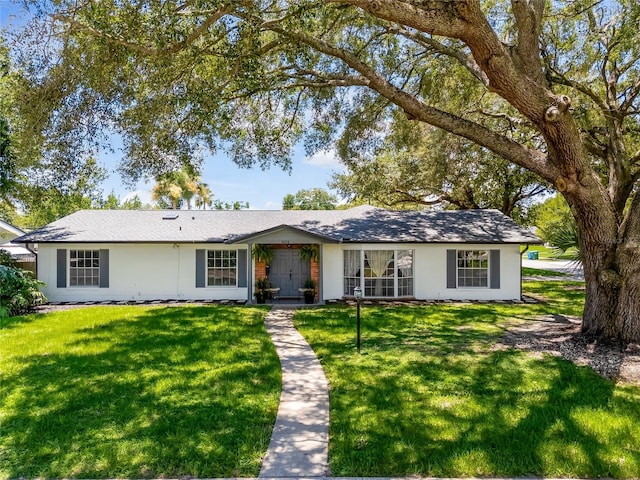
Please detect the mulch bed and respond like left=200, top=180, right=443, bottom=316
left=495, top=314, right=640, bottom=385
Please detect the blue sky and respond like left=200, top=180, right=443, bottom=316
left=107, top=147, right=345, bottom=210
left=1, top=1, right=346, bottom=210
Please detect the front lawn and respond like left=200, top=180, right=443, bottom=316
left=294, top=282, right=640, bottom=478
left=0, top=305, right=280, bottom=479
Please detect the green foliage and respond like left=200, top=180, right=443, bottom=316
left=0, top=249, right=15, bottom=267
left=546, top=222, right=581, bottom=262
left=251, top=244, right=273, bottom=264
left=530, top=195, right=579, bottom=254
left=212, top=200, right=250, bottom=210
left=299, top=244, right=320, bottom=262
left=331, top=123, right=548, bottom=221
left=282, top=188, right=338, bottom=210
left=0, top=305, right=279, bottom=477
left=0, top=264, right=46, bottom=317
left=255, top=277, right=269, bottom=290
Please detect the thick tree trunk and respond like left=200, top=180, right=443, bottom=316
left=615, top=195, right=640, bottom=342
left=575, top=193, right=640, bottom=343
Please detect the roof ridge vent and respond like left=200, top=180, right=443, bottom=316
left=162, top=213, right=179, bottom=220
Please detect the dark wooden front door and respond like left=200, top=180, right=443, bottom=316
left=269, top=249, right=310, bottom=297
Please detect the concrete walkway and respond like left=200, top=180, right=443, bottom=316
left=260, top=306, right=330, bottom=478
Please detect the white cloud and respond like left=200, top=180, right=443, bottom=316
left=304, top=149, right=342, bottom=169
left=123, top=189, right=153, bottom=206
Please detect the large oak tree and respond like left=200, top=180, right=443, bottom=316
left=9, top=0, right=640, bottom=341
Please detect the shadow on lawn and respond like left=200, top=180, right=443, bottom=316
left=298, top=306, right=640, bottom=478
left=0, top=306, right=280, bottom=479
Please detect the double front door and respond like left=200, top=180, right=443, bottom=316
left=269, top=249, right=310, bottom=297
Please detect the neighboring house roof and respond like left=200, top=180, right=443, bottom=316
left=14, top=206, right=541, bottom=245
left=0, top=242, right=36, bottom=261
left=0, top=220, right=25, bottom=244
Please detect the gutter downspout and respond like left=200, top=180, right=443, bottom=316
left=247, top=242, right=253, bottom=304
left=519, top=245, right=530, bottom=301
left=318, top=244, right=324, bottom=305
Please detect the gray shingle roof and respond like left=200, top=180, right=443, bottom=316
left=15, top=205, right=541, bottom=244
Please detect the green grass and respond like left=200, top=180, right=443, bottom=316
left=0, top=305, right=280, bottom=479
left=294, top=281, right=640, bottom=478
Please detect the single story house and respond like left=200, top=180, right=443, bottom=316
left=15, top=206, right=540, bottom=303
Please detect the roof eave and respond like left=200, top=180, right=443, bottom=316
left=228, top=224, right=340, bottom=244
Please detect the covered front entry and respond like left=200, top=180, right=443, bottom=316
left=269, top=249, right=310, bottom=298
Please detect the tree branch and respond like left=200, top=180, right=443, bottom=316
left=256, top=21, right=555, bottom=182
left=620, top=76, right=640, bottom=115
left=387, top=26, right=488, bottom=85
left=511, top=0, right=546, bottom=84
left=332, top=0, right=471, bottom=38
left=546, top=69, right=609, bottom=115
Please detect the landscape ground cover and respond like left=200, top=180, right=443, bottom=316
left=294, top=280, right=640, bottom=478
left=0, top=305, right=280, bottom=478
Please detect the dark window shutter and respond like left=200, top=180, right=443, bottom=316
left=195, top=249, right=206, bottom=288
left=57, top=249, right=67, bottom=288
left=99, top=249, right=109, bottom=288
left=237, top=249, right=248, bottom=288
left=490, top=249, right=501, bottom=289
left=446, top=249, right=457, bottom=289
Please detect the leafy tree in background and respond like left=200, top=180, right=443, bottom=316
left=531, top=195, right=575, bottom=243
left=282, top=188, right=338, bottom=210
left=331, top=120, right=548, bottom=222
left=9, top=0, right=640, bottom=341
left=20, top=158, right=107, bottom=228
left=101, top=191, right=149, bottom=210
left=530, top=194, right=580, bottom=260
left=212, top=200, right=250, bottom=210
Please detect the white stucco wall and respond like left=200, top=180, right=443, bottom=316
left=38, top=241, right=523, bottom=303
left=322, top=243, right=522, bottom=301
left=38, top=243, right=248, bottom=302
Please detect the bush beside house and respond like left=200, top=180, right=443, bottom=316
left=0, top=251, right=46, bottom=317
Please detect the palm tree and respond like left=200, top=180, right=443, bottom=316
left=151, top=169, right=203, bottom=210
left=194, top=182, right=213, bottom=210
left=151, top=173, right=183, bottom=209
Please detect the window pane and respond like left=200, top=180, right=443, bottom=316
left=206, top=250, right=237, bottom=287
left=69, top=249, right=100, bottom=287
left=456, top=250, right=488, bottom=288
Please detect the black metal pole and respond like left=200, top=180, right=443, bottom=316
left=356, top=301, right=361, bottom=353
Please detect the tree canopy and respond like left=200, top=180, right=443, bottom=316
left=282, top=188, right=338, bottom=210
left=7, top=0, right=640, bottom=341
left=331, top=119, right=548, bottom=221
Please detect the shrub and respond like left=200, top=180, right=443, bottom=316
left=0, top=264, right=47, bottom=317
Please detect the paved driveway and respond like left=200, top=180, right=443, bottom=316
left=522, top=257, right=584, bottom=280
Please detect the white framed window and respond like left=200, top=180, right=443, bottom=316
left=70, top=250, right=100, bottom=287
left=457, top=250, right=489, bottom=287
left=207, top=250, right=237, bottom=286
left=397, top=250, right=414, bottom=296
left=343, top=249, right=414, bottom=297
left=343, top=250, right=361, bottom=297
